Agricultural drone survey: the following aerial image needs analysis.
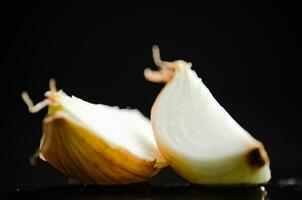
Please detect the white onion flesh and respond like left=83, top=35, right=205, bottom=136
left=58, top=91, right=164, bottom=162
left=148, top=60, right=271, bottom=185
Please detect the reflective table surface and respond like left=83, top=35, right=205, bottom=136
left=2, top=178, right=302, bottom=200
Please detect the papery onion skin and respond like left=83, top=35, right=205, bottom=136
left=40, top=112, right=161, bottom=184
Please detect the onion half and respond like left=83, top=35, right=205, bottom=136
left=144, top=46, right=271, bottom=185
left=22, top=80, right=167, bottom=185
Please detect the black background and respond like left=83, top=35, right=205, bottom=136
left=1, top=1, right=301, bottom=188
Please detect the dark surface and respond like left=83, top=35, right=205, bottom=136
left=1, top=0, right=301, bottom=195
left=1, top=179, right=302, bottom=200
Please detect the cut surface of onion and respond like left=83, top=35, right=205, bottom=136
left=144, top=46, right=271, bottom=185
left=22, top=80, right=166, bottom=185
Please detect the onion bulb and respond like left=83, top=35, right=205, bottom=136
left=22, top=80, right=167, bottom=185
left=144, top=46, right=271, bottom=185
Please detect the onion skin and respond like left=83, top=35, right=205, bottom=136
left=40, top=112, right=161, bottom=185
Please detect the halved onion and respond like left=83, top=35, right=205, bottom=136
left=144, top=46, right=271, bottom=185
left=22, top=80, right=167, bottom=185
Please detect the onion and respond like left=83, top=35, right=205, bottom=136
left=144, top=46, right=271, bottom=185
left=22, top=80, right=167, bottom=185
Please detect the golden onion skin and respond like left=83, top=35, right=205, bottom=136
left=40, top=112, right=161, bottom=185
